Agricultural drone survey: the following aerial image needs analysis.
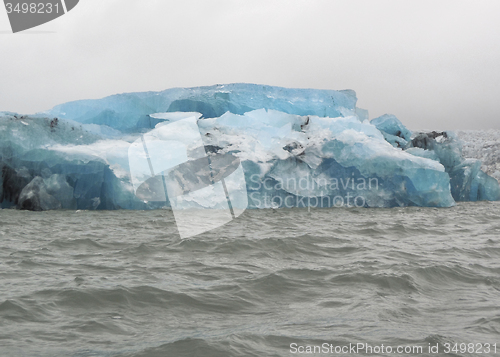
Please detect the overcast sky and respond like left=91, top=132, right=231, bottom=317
left=1, top=0, right=499, bottom=130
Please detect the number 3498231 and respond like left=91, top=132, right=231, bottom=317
left=5, top=3, right=61, bottom=14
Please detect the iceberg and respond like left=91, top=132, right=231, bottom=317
left=371, top=114, right=412, bottom=148
left=458, top=129, right=500, bottom=182
left=1, top=84, right=498, bottom=211
left=406, top=131, right=500, bottom=202
left=44, top=84, right=358, bottom=131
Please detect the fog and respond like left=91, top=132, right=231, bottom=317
left=1, top=0, right=499, bottom=130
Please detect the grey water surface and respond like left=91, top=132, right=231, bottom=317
left=1, top=203, right=500, bottom=356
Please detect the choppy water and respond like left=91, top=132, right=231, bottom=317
left=1, top=203, right=500, bottom=357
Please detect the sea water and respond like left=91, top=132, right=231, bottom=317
left=1, top=202, right=500, bottom=356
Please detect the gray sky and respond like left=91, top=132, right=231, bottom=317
left=1, top=0, right=500, bottom=130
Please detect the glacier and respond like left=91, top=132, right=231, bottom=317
left=458, top=130, right=500, bottom=182
left=1, top=83, right=499, bottom=211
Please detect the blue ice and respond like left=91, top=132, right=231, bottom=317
left=1, top=84, right=498, bottom=210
